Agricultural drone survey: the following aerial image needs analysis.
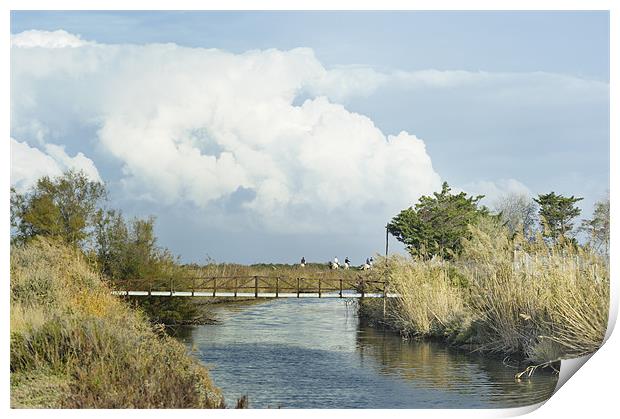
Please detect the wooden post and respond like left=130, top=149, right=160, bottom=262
left=170, top=277, right=173, bottom=296
left=213, top=278, right=217, bottom=297
left=276, top=277, right=279, bottom=298
left=254, top=276, right=258, bottom=298
left=234, top=277, right=237, bottom=298
left=192, top=278, right=195, bottom=297
left=361, top=279, right=365, bottom=299
left=297, top=278, right=300, bottom=298
left=339, top=278, right=343, bottom=298
left=318, top=278, right=322, bottom=298
left=148, top=278, right=152, bottom=297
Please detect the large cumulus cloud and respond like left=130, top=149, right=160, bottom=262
left=11, top=31, right=442, bottom=232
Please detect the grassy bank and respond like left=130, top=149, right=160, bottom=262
left=10, top=237, right=223, bottom=408
left=360, top=219, right=609, bottom=364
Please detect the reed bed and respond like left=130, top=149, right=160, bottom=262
left=365, top=218, right=609, bottom=363
left=10, top=237, right=223, bottom=408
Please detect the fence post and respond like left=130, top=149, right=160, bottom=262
left=297, top=278, right=300, bottom=298
left=339, top=278, right=343, bottom=298
left=234, top=277, right=237, bottom=298
left=318, top=278, right=322, bottom=298
left=361, top=279, right=365, bottom=299
left=213, top=278, right=217, bottom=297
left=276, top=277, right=279, bottom=298
left=192, top=278, right=195, bottom=297
left=170, top=277, right=173, bottom=296
left=148, top=278, right=152, bottom=297
left=254, top=276, right=258, bottom=298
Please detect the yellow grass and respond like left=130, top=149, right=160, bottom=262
left=368, top=218, right=609, bottom=363
left=10, top=237, right=223, bottom=408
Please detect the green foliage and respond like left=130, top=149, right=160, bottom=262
left=387, top=182, right=489, bottom=259
left=11, top=171, right=106, bottom=247
left=534, top=192, right=583, bottom=242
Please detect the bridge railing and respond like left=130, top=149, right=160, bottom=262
left=115, top=275, right=387, bottom=298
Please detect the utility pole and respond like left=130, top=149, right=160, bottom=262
left=383, top=224, right=389, bottom=321
left=385, top=224, right=389, bottom=258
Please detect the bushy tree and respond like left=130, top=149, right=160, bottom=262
left=534, top=192, right=583, bottom=242
left=10, top=171, right=106, bottom=247
left=387, top=182, right=489, bottom=259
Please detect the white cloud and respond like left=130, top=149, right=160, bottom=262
left=14, top=30, right=604, bottom=234
left=461, top=178, right=533, bottom=207
left=11, top=29, right=92, bottom=48
left=11, top=31, right=445, bottom=232
left=10, top=138, right=102, bottom=192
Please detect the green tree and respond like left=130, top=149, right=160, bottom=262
left=580, top=196, right=610, bottom=256
left=11, top=171, right=106, bottom=247
left=534, top=192, right=583, bottom=242
left=387, top=182, right=489, bottom=259
left=93, top=208, right=130, bottom=279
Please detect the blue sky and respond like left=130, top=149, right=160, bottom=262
left=10, top=11, right=610, bottom=264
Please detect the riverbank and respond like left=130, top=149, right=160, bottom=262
left=359, top=219, right=609, bottom=365
left=10, top=238, right=223, bottom=408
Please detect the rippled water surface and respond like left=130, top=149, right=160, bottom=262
left=177, top=299, right=558, bottom=408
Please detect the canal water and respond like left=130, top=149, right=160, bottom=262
left=176, top=298, right=558, bottom=408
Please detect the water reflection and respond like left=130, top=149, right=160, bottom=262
left=179, top=299, right=557, bottom=408
left=355, top=325, right=558, bottom=406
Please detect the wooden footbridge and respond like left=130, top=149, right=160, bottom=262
left=112, top=275, right=399, bottom=299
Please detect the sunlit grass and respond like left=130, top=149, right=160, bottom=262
left=10, top=237, right=223, bottom=408
left=365, top=218, right=609, bottom=363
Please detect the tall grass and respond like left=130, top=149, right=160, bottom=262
left=10, top=237, right=223, bottom=408
left=462, top=219, right=609, bottom=361
left=367, top=218, right=609, bottom=363
left=378, top=255, right=471, bottom=339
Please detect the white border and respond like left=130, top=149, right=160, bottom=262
left=2, top=1, right=617, bottom=418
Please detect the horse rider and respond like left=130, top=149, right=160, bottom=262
left=300, top=256, right=306, bottom=267
left=344, top=257, right=350, bottom=269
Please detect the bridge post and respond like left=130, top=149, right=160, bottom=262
left=254, top=276, right=258, bottom=298
left=339, top=278, right=343, bottom=298
left=276, top=277, right=279, bottom=298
